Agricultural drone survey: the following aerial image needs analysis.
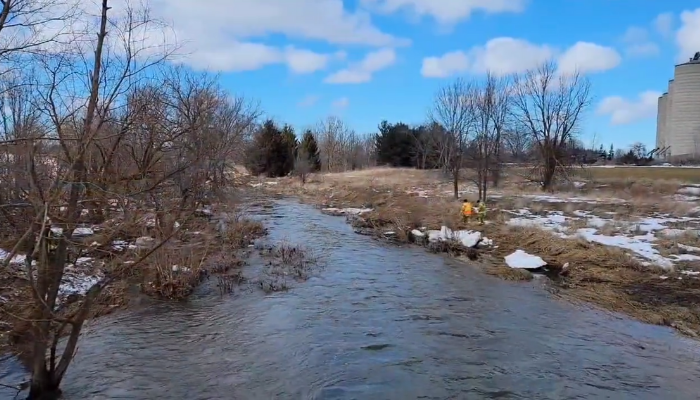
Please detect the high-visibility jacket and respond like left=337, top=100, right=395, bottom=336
left=461, top=202, right=473, bottom=216
left=477, top=202, right=486, bottom=215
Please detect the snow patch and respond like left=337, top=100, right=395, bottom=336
left=427, top=226, right=483, bottom=248
left=678, top=186, right=700, bottom=196
left=0, top=249, right=26, bottom=265
left=505, top=250, right=547, bottom=269
left=575, top=228, right=673, bottom=269
left=58, top=272, right=101, bottom=299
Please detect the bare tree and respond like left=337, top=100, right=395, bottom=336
left=0, top=0, right=79, bottom=61
left=315, top=116, right=355, bottom=172
left=630, top=142, right=647, bottom=159
left=511, top=61, right=591, bottom=190
left=0, top=1, right=231, bottom=397
left=501, top=128, right=532, bottom=162
left=429, top=78, right=476, bottom=199
left=467, top=73, right=510, bottom=200
left=294, top=145, right=311, bottom=184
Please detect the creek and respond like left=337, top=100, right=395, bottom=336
left=2, top=200, right=700, bottom=399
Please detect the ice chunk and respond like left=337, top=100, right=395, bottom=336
left=505, top=250, right=547, bottom=269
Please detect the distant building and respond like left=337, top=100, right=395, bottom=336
left=656, top=52, right=700, bottom=160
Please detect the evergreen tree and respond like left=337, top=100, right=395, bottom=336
left=374, top=120, right=415, bottom=167
left=280, top=124, right=298, bottom=174
left=299, top=130, right=321, bottom=171
left=244, top=120, right=295, bottom=177
left=608, top=144, right=614, bottom=160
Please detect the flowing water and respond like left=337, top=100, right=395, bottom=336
left=2, top=200, right=700, bottom=399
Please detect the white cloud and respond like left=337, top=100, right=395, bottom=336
left=625, top=43, right=660, bottom=57
left=557, top=42, right=621, bottom=74
left=359, top=0, right=526, bottom=24
left=41, top=0, right=409, bottom=72
left=653, top=12, right=674, bottom=37
left=298, top=95, right=320, bottom=107
left=420, top=38, right=620, bottom=78
left=324, top=48, right=396, bottom=83
left=470, top=38, right=554, bottom=75
left=596, top=91, right=661, bottom=125
left=620, top=27, right=659, bottom=57
left=421, top=51, right=469, bottom=77
left=676, top=8, right=700, bottom=62
left=331, top=97, right=349, bottom=109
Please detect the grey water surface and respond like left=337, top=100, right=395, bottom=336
left=2, top=200, right=700, bottom=399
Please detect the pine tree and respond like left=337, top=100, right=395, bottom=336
left=280, top=124, right=297, bottom=174
left=608, top=144, right=614, bottom=160
left=244, top=120, right=295, bottom=177
left=300, top=130, right=321, bottom=171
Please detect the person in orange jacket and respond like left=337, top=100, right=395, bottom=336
left=460, top=199, right=473, bottom=224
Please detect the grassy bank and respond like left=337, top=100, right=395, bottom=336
left=583, top=166, right=700, bottom=183
left=262, top=167, right=700, bottom=339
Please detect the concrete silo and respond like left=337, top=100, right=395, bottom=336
left=668, top=52, right=700, bottom=158
left=667, top=79, right=675, bottom=156
left=656, top=93, right=667, bottom=152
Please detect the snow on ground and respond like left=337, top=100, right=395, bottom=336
left=505, top=250, right=547, bottom=269
left=520, top=194, right=627, bottom=205
left=504, top=207, right=700, bottom=270
left=58, top=257, right=104, bottom=304
left=58, top=269, right=102, bottom=299
left=506, top=209, right=570, bottom=236
left=250, top=181, right=279, bottom=188
left=0, top=251, right=103, bottom=305
left=50, top=226, right=95, bottom=236
left=0, top=249, right=26, bottom=265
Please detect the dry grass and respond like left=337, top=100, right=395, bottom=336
left=582, top=166, right=700, bottom=183
left=141, top=244, right=210, bottom=300
left=220, top=214, right=267, bottom=248
left=255, top=242, right=321, bottom=292
left=264, top=166, right=700, bottom=338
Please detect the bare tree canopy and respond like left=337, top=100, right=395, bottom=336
left=0, top=1, right=259, bottom=398
left=429, top=78, right=477, bottom=199
left=510, top=61, right=592, bottom=189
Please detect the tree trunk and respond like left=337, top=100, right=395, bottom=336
left=28, top=370, right=62, bottom=400
left=541, top=156, right=557, bottom=190
left=452, top=168, right=459, bottom=199
left=490, top=167, right=500, bottom=188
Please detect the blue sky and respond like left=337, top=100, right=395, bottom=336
left=160, top=0, right=700, bottom=150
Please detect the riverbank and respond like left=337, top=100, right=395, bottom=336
left=262, top=167, right=700, bottom=338
left=0, top=191, right=271, bottom=360
left=6, top=198, right=699, bottom=399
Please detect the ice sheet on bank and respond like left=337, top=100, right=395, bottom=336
left=505, top=250, right=547, bottom=269
left=426, top=226, right=482, bottom=248
left=322, top=207, right=373, bottom=216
